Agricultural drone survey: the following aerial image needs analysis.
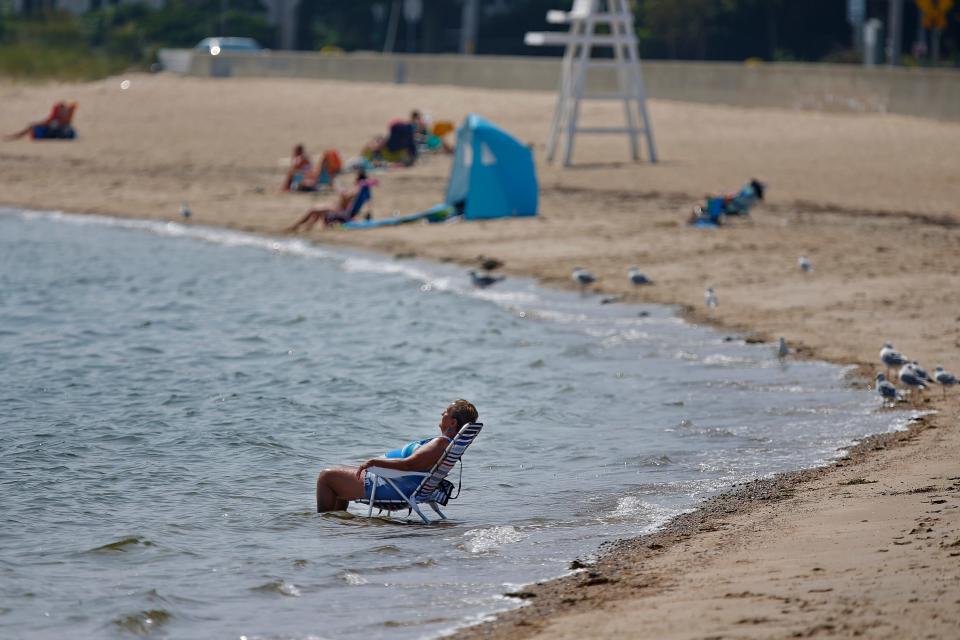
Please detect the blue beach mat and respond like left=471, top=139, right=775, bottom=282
left=341, top=203, right=455, bottom=230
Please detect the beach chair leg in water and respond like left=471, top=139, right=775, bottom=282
left=364, top=471, right=433, bottom=523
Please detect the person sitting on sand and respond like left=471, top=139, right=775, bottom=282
left=5, top=101, right=78, bottom=141
left=315, top=399, right=479, bottom=512
left=361, top=112, right=421, bottom=166
left=283, top=144, right=314, bottom=191
left=287, top=169, right=376, bottom=231
left=284, top=146, right=343, bottom=192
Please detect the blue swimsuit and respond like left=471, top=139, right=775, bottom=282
left=364, top=436, right=451, bottom=502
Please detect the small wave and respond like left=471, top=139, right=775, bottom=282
left=632, top=454, right=673, bottom=467
left=598, top=329, right=652, bottom=347
left=384, top=615, right=451, bottom=628
left=112, top=609, right=171, bottom=635
left=89, top=536, right=154, bottom=553
left=605, top=496, right=677, bottom=525
left=250, top=579, right=301, bottom=597
left=702, top=353, right=756, bottom=367
left=338, top=571, right=368, bottom=586
left=461, top=526, right=527, bottom=553
left=368, top=545, right=403, bottom=554
left=667, top=419, right=736, bottom=438
left=18, top=210, right=332, bottom=259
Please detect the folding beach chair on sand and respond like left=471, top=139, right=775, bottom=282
left=355, top=422, right=483, bottom=523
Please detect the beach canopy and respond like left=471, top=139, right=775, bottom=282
left=445, top=114, right=538, bottom=220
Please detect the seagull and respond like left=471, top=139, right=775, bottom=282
left=777, top=337, right=789, bottom=359
left=478, top=257, right=504, bottom=271
left=880, top=343, right=907, bottom=377
left=704, top=287, right=718, bottom=309
left=933, top=366, right=957, bottom=397
left=468, top=270, right=505, bottom=289
left=875, top=373, right=900, bottom=403
left=898, top=364, right=927, bottom=394
left=910, top=361, right=931, bottom=384
left=180, top=202, right=192, bottom=220
left=572, top=267, right=596, bottom=292
left=798, top=256, right=812, bottom=273
left=628, top=266, right=653, bottom=286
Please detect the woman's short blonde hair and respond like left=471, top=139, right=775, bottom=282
left=448, top=399, right=478, bottom=428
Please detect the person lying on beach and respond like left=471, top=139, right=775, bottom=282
left=5, top=101, right=78, bottom=141
left=286, top=169, right=376, bottom=231
left=315, top=399, right=479, bottom=512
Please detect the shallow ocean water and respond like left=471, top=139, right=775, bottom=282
left=0, top=209, right=905, bottom=639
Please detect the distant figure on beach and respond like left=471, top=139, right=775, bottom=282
left=287, top=169, right=375, bottom=231
left=283, top=144, right=313, bottom=191
left=362, top=111, right=422, bottom=166
left=283, top=145, right=342, bottom=192
left=315, top=399, right=479, bottom=512
left=705, top=287, right=718, bottom=308
left=5, top=101, right=78, bottom=141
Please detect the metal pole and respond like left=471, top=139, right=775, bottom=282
left=460, top=0, right=479, bottom=54
left=886, top=0, right=903, bottom=66
left=383, top=0, right=400, bottom=54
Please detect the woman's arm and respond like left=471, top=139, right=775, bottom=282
left=355, top=438, right=447, bottom=479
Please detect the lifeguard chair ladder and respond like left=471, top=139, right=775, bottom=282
left=525, top=0, right=657, bottom=166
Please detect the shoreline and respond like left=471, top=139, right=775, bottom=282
left=6, top=203, right=954, bottom=638
left=2, top=74, right=958, bottom=637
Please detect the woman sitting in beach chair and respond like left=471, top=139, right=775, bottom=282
left=315, top=400, right=480, bottom=522
left=283, top=144, right=313, bottom=191
left=287, top=169, right=375, bottom=231
left=425, top=119, right=456, bottom=154
left=5, top=101, right=78, bottom=141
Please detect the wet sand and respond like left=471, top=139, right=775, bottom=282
left=2, top=73, right=959, bottom=638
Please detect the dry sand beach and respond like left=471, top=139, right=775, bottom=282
left=2, top=73, right=960, bottom=638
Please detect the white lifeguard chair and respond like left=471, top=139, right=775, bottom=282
left=525, top=0, right=657, bottom=166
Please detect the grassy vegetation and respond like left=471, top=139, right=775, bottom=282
left=0, top=1, right=273, bottom=81
left=0, top=42, right=133, bottom=80
left=0, top=13, right=141, bottom=80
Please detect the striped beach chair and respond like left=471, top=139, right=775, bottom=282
left=357, top=422, right=483, bottom=523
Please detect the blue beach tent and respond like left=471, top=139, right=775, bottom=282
left=343, top=114, right=537, bottom=229
left=446, top=114, right=538, bottom=220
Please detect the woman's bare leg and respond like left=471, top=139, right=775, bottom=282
left=4, top=124, right=36, bottom=141
left=316, top=467, right=365, bottom=512
left=288, top=207, right=332, bottom=232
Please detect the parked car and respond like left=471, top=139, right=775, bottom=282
left=194, top=37, right=263, bottom=56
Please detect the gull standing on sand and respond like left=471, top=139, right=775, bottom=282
left=898, top=364, right=927, bottom=393
left=572, top=267, right=596, bottom=293
left=628, top=266, right=653, bottom=286
left=798, top=256, right=812, bottom=273
left=875, top=373, right=900, bottom=403
left=910, top=361, right=932, bottom=385
left=704, top=287, right=718, bottom=309
left=880, top=343, right=907, bottom=377
left=468, top=270, right=505, bottom=289
left=933, top=366, right=957, bottom=396
left=777, top=337, right=789, bottom=359
left=180, top=202, right=192, bottom=220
